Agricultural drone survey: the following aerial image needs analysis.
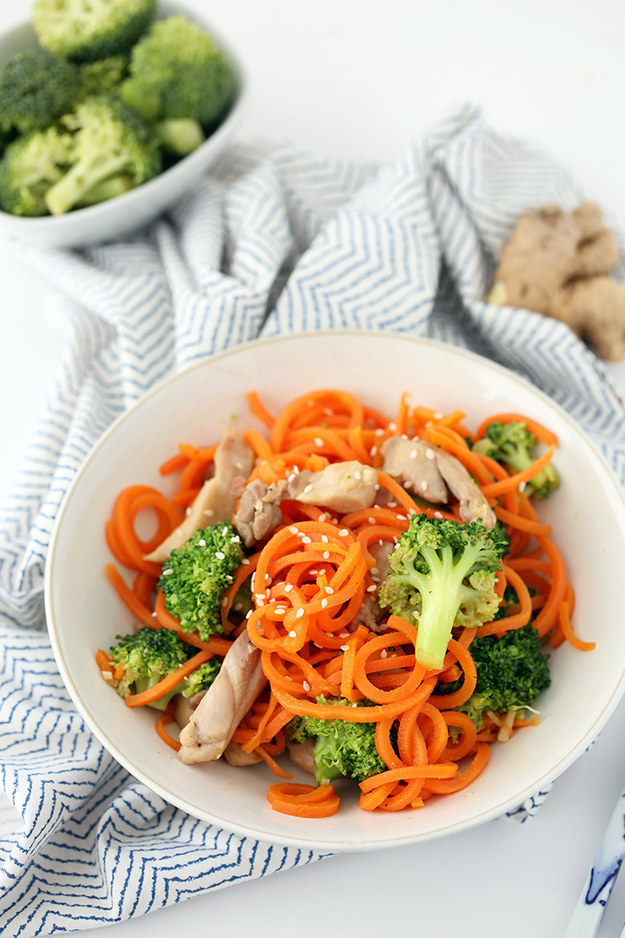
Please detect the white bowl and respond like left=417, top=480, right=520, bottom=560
left=0, top=2, right=247, bottom=248
left=45, top=331, right=625, bottom=850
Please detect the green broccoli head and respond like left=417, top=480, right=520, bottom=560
left=159, top=522, right=245, bottom=640
left=78, top=54, right=129, bottom=99
left=0, top=127, right=73, bottom=216
left=378, top=514, right=509, bottom=670
left=120, top=15, right=235, bottom=126
left=32, top=0, right=156, bottom=62
left=457, top=625, right=551, bottom=729
left=44, top=96, right=161, bottom=215
left=182, top=658, right=222, bottom=698
left=0, top=50, right=80, bottom=136
left=108, top=625, right=192, bottom=711
left=289, top=698, right=385, bottom=786
left=473, top=421, right=560, bottom=500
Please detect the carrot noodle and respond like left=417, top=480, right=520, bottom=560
left=155, top=707, right=181, bottom=752
left=102, top=387, right=587, bottom=817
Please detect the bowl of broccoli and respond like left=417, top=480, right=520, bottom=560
left=0, top=0, right=247, bottom=246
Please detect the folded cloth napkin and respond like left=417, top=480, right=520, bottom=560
left=2, top=104, right=625, bottom=936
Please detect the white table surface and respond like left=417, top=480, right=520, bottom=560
left=3, top=0, right=625, bottom=935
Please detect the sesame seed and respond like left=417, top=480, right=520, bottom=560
left=434, top=511, right=443, bottom=519
left=323, top=550, right=330, bottom=560
left=321, top=598, right=328, bottom=608
left=381, top=649, right=388, bottom=658
left=185, top=508, right=192, bottom=516
left=339, top=529, right=349, bottom=537
left=393, top=536, right=398, bottom=543
left=255, top=593, right=265, bottom=603
left=234, top=603, right=243, bottom=612
left=371, top=567, right=379, bottom=575
left=366, top=585, right=377, bottom=593
left=222, top=597, right=228, bottom=607
left=204, top=509, right=214, bottom=517
left=388, top=422, right=397, bottom=431
left=275, top=607, right=286, bottom=614
left=296, top=608, right=304, bottom=618
left=246, top=610, right=252, bottom=619
left=303, top=681, right=311, bottom=692
left=375, top=428, right=385, bottom=437
left=379, top=621, right=388, bottom=630
left=323, top=408, right=333, bottom=416
left=354, top=470, right=362, bottom=480
left=215, top=551, right=225, bottom=560
left=396, top=514, right=406, bottom=521
left=519, top=481, right=526, bottom=492
left=301, top=536, right=312, bottom=544
left=420, top=481, right=428, bottom=492
left=241, top=558, right=250, bottom=565
left=265, top=574, right=271, bottom=582
left=303, top=484, right=313, bottom=494
left=284, top=584, right=293, bottom=593
left=151, top=611, right=157, bottom=617
left=318, top=513, right=327, bottom=523
left=339, top=631, right=349, bottom=638
left=293, top=466, right=300, bottom=474
left=162, top=568, right=173, bottom=575
left=321, top=534, right=328, bottom=543
left=371, top=446, right=378, bottom=457
left=433, top=411, right=444, bottom=420
left=387, top=501, right=397, bottom=508
left=289, top=630, right=297, bottom=638
left=368, top=517, right=376, bottom=525
left=289, top=526, right=299, bottom=534
left=231, top=535, right=240, bottom=543
left=325, top=586, right=334, bottom=594
left=340, top=645, right=350, bottom=651
left=410, top=449, right=418, bottom=459
left=425, top=448, right=435, bottom=460
left=351, top=702, right=358, bottom=707
left=314, top=437, right=324, bottom=448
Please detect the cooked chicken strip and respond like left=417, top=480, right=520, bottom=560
left=146, top=424, right=255, bottom=563
left=381, top=438, right=447, bottom=503
left=381, top=437, right=496, bottom=529
left=434, top=449, right=496, bottom=529
left=352, top=541, right=395, bottom=632
left=286, top=737, right=316, bottom=777
left=234, top=478, right=287, bottom=548
left=223, top=741, right=263, bottom=766
left=178, top=632, right=267, bottom=765
left=288, top=461, right=378, bottom=513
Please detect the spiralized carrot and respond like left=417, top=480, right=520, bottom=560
left=102, top=389, right=587, bottom=818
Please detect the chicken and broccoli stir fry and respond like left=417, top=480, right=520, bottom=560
left=98, top=390, right=590, bottom=818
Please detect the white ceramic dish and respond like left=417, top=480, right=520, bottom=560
left=45, top=331, right=625, bottom=850
left=0, top=2, right=246, bottom=248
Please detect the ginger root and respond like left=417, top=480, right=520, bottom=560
left=488, top=202, right=625, bottom=361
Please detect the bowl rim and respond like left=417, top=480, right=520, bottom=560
left=44, top=329, right=625, bottom=850
left=0, top=0, right=248, bottom=231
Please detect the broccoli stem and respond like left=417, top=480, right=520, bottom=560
left=405, top=544, right=483, bottom=669
left=45, top=151, right=130, bottom=215
left=76, top=174, right=133, bottom=207
left=155, top=118, right=205, bottom=156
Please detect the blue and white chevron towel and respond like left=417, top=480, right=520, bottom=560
left=2, top=104, right=625, bottom=936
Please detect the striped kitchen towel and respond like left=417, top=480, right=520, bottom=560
left=2, top=104, right=625, bottom=936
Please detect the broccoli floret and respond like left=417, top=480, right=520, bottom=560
left=290, top=698, right=385, bottom=786
left=75, top=174, right=133, bottom=207
left=0, top=127, right=73, bottom=216
left=378, top=514, right=509, bottom=670
left=457, top=625, right=551, bottom=729
left=44, top=96, right=161, bottom=215
left=108, top=626, right=192, bottom=711
left=159, top=522, right=245, bottom=640
left=473, top=421, right=560, bottom=500
left=155, top=118, right=205, bottom=157
left=0, top=50, right=80, bottom=136
left=32, top=0, right=156, bottom=62
left=120, top=15, right=235, bottom=126
left=182, top=659, right=222, bottom=698
left=79, top=55, right=129, bottom=99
